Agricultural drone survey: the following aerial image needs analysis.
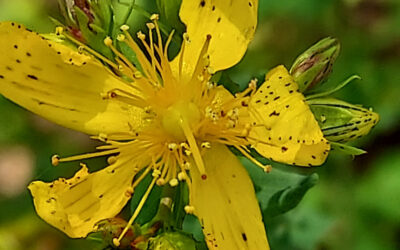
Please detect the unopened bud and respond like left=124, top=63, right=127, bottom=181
left=290, top=37, right=340, bottom=92
left=308, top=97, right=379, bottom=142
left=149, top=232, right=196, bottom=250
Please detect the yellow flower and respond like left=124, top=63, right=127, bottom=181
left=0, top=1, right=329, bottom=249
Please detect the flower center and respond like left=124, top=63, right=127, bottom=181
left=161, top=101, right=201, bottom=141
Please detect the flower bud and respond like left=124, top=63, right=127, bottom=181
left=290, top=37, right=340, bottom=92
left=149, top=232, right=196, bottom=250
left=307, top=97, right=379, bottom=142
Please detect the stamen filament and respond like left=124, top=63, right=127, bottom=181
left=180, top=119, right=207, bottom=179
left=115, top=176, right=157, bottom=245
left=234, top=146, right=271, bottom=173
left=56, top=149, right=119, bottom=164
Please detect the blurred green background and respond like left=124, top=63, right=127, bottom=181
left=0, top=0, right=399, bottom=249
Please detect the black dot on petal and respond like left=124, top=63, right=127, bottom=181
left=242, top=233, right=247, bottom=242
left=57, top=51, right=61, bottom=55
left=212, top=5, right=215, bottom=11
left=27, top=74, right=38, bottom=80
left=200, top=0, right=205, bottom=7
left=281, top=146, right=288, bottom=152
left=278, top=76, right=282, bottom=79
left=13, top=45, right=18, bottom=49
left=311, top=155, right=316, bottom=159
left=26, top=52, right=31, bottom=57
left=16, top=59, right=21, bottom=63
left=249, top=2, right=253, bottom=7
left=0, top=75, right=4, bottom=79
left=217, top=17, right=221, bottom=22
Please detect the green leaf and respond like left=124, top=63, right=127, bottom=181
left=130, top=173, right=162, bottom=225
left=330, top=141, right=367, bottom=156
left=241, top=157, right=319, bottom=220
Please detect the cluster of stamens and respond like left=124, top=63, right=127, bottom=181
left=53, top=14, right=272, bottom=247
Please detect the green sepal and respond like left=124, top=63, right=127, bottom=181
left=308, top=97, right=379, bottom=143
left=330, top=141, right=367, bottom=156
left=148, top=231, right=196, bottom=250
left=290, top=37, right=340, bottom=92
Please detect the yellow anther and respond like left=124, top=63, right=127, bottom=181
left=152, top=169, right=161, bottom=177
left=184, top=205, right=195, bottom=214
left=183, top=161, right=191, bottom=170
left=178, top=172, right=186, bottom=181
left=206, top=81, right=215, bottom=89
left=117, top=34, right=126, bottom=42
left=180, top=142, right=189, bottom=149
left=113, top=238, right=121, bottom=247
left=55, top=26, right=64, bottom=36
left=118, top=64, right=124, bottom=71
left=169, top=178, right=179, bottom=187
left=168, top=143, right=178, bottom=151
left=120, top=24, right=130, bottom=31
left=51, top=155, right=60, bottom=166
left=146, top=22, right=155, bottom=30
left=156, top=178, right=166, bottom=186
left=201, top=142, right=211, bottom=149
left=103, top=36, right=113, bottom=46
left=184, top=149, right=192, bottom=156
left=207, top=67, right=215, bottom=75
left=98, top=133, right=108, bottom=142
left=249, top=78, right=258, bottom=89
left=133, top=71, right=143, bottom=79
left=77, top=46, right=84, bottom=54
left=264, top=165, right=272, bottom=173
left=125, top=187, right=134, bottom=197
left=150, top=13, right=159, bottom=21
left=107, top=156, right=117, bottom=165
left=226, top=120, right=236, bottom=128
left=137, top=31, right=146, bottom=40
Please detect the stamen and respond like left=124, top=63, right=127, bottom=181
left=234, top=146, right=272, bottom=173
left=55, top=149, right=119, bottom=164
left=180, top=119, right=207, bottom=180
left=115, top=176, right=157, bottom=245
left=184, top=205, right=195, bottom=214
left=51, top=155, right=60, bottom=166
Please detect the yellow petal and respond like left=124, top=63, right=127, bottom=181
left=191, top=143, right=269, bottom=250
left=172, top=0, right=258, bottom=78
left=0, top=22, right=145, bottom=135
left=28, top=157, right=137, bottom=238
left=249, top=65, right=330, bottom=166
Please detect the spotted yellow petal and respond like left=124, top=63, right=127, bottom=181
left=173, top=0, right=258, bottom=78
left=28, top=156, right=137, bottom=238
left=191, top=143, right=269, bottom=250
left=249, top=65, right=330, bottom=166
left=0, top=22, right=145, bottom=135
